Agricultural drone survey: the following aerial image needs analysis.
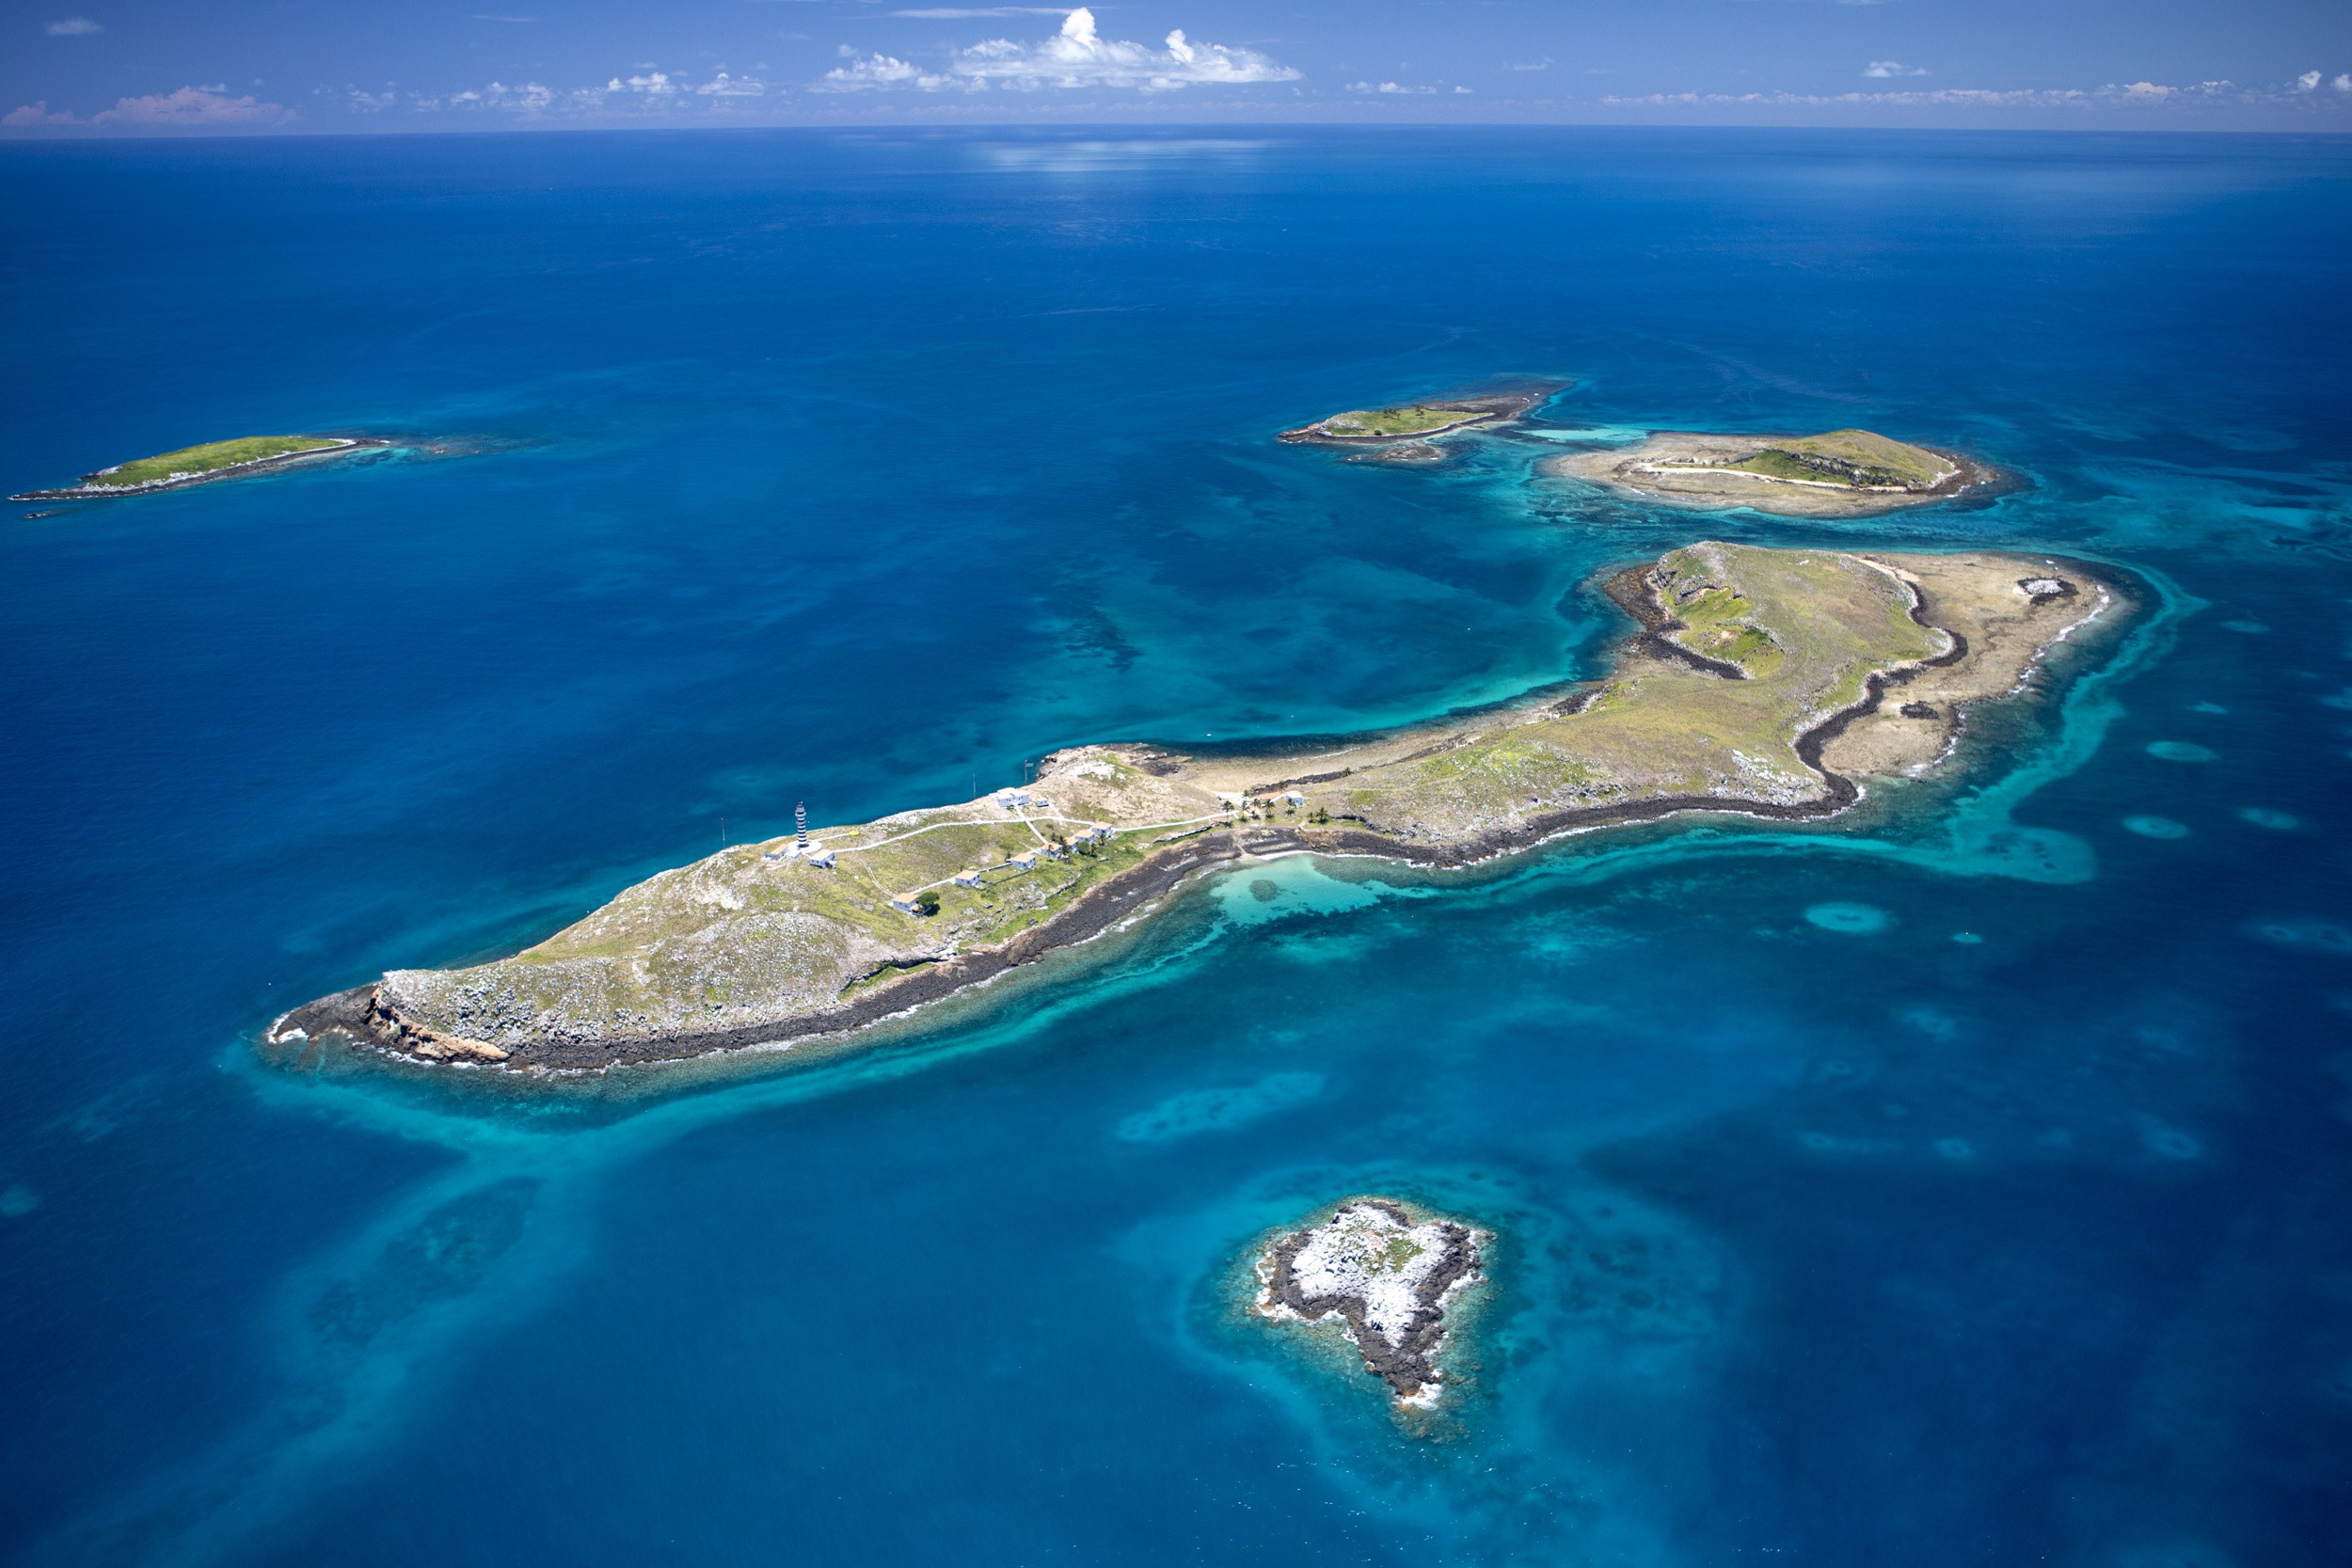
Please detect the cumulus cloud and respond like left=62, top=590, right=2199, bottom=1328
left=694, top=71, right=766, bottom=97
left=1597, top=75, right=2350, bottom=112
left=823, top=52, right=955, bottom=90
left=44, top=17, right=101, bottom=36
left=2295, top=70, right=2321, bottom=91
left=449, top=79, right=555, bottom=110
left=4, top=101, right=79, bottom=124
left=2336, top=74, right=2351, bottom=92
left=1864, top=60, right=1928, bottom=78
left=92, top=87, right=294, bottom=126
left=822, top=8, right=1297, bottom=92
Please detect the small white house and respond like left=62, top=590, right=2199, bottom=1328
left=1009, top=849, right=1039, bottom=870
left=805, top=848, right=836, bottom=868
left=952, top=869, right=985, bottom=888
left=1282, top=792, right=1305, bottom=807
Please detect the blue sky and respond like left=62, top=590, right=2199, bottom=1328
left=6, top=0, right=2349, bottom=133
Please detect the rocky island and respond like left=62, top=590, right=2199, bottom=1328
left=9, top=435, right=384, bottom=501
left=1549, top=428, right=1995, bottom=517
left=1279, top=389, right=1548, bottom=465
left=1252, top=1198, right=1488, bottom=1410
left=269, top=540, right=2122, bottom=1075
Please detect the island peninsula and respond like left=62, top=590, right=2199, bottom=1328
left=271, top=541, right=2121, bottom=1075
left=1549, top=428, right=1997, bottom=517
left=9, top=435, right=384, bottom=501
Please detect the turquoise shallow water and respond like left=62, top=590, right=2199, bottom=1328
left=2, top=128, right=2350, bottom=1565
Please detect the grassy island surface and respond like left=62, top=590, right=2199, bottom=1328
left=1320, top=405, right=1484, bottom=437
left=10, top=435, right=366, bottom=500
left=273, top=541, right=2119, bottom=1074
left=1279, top=389, right=1545, bottom=448
left=1549, top=429, right=1986, bottom=517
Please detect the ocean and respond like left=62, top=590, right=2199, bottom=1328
left=2, top=126, right=2348, bottom=1566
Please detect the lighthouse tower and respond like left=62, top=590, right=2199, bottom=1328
left=795, top=801, right=808, bottom=849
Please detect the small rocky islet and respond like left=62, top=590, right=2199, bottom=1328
left=1251, top=1198, right=1489, bottom=1410
left=1276, top=388, right=1552, bottom=465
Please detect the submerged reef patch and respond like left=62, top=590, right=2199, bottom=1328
left=1118, top=1071, right=1326, bottom=1142
left=1805, top=901, right=1895, bottom=934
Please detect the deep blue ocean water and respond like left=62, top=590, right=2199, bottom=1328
left=3, top=127, right=2350, bottom=1566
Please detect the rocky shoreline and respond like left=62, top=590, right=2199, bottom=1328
left=1253, top=1198, right=1488, bottom=1408
left=268, top=828, right=1250, bottom=1073
left=1277, top=386, right=1555, bottom=451
left=268, top=546, right=2126, bottom=1082
left=1547, top=431, right=2008, bottom=518
left=9, top=436, right=387, bottom=502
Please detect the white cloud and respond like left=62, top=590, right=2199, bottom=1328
left=1595, top=76, right=2352, bottom=113
left=1864, top=60, right=1929, bottom=78
left=2295, top=70, right=2321, bottom=91
left=44, top=17, right=101, bottom=36
left=822, top=8, right=1297, bottom=92
left=4, top=101, right=79, bottom=124
left=2335, top=74, right=2351, bottom=93
left=92, top=87, right=294, bottom=126
left=1502, top=58, right=1552, bottom=72
left=450, top=79, right=555, bottom=111
left=694, top=71, right=767, bottom=97
left=823, top=51, right=958, bottom=90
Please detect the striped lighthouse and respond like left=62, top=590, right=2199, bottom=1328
left=795, top=800, right=808, bottom=848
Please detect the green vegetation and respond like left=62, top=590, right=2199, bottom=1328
left=1321, top=405, right=1480, bottom=437
left=1317, top=544, right=1940, bottom=839
left=371, top=543, right=1963, bottom=1060
left=87, top=436, right=341, bottom=490
left=1724, top=429, right=1950, bottom=491
left=1661, top=584, right=1785, bottom=677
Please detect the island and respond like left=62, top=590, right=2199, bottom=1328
left=9, top=435, right=383, bottom=501
left=1548, top=428, right=1996, bottom=517
left=1278, top=388, right=1549, bottom=465
left=1251, top=1197, right=1488, bottom=1411
left=267, top=540, right=2123, bottom=1074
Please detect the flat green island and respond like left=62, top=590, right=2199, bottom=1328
left=1279, top=389, right=1546, bottom=451
left=270, top=541, right=2122, bottom=1075
left=9, top=435, right=377, bottom=501
left=1549, top=428, right=1993, bottom=517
